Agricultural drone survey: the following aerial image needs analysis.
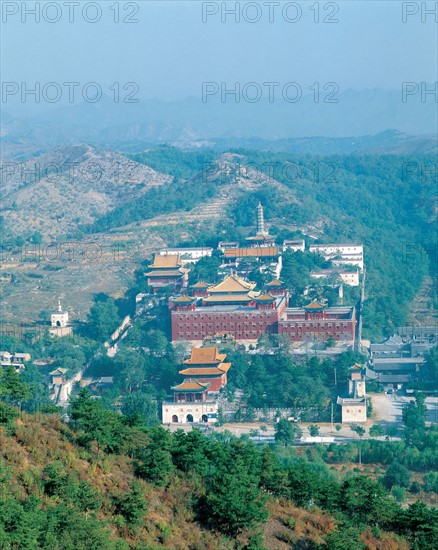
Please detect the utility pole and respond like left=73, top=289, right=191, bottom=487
left=331, top=402, right=334, bottom=432
left=334, top=367, right=337, bottom=387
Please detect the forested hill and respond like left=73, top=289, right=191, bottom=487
left=85, top=147, right=437, bottom=340
left=1, top=395, right=437, bottom=549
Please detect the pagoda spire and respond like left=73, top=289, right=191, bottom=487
left=256, top=202, right=265, bottom=236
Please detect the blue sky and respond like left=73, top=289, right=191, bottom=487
left=1, top=0, right=437, bottom=108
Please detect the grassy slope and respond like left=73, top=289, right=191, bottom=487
left=1, top=414, right=410, bottom=549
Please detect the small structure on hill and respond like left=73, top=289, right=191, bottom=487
left=49, top=300, right=72, bottom=337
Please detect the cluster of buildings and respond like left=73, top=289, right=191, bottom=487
left=162, top=346, right=231, bottom=424
left=169, top=274, right=356, bottom=346
left=0, top=351, right=31, bottom=370
left=365, top=331, right=436, bottom=387
left=143, top=203, right=361, bottom=348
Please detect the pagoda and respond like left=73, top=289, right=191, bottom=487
left=178, top=347, right=231, bottom=392
left=246, top=202, right=275, bottom=246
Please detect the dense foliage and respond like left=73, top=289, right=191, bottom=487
left=1, top=397, right=437, bottom=549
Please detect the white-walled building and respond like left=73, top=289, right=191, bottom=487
left=49, top=301, right=72, bottom=337
left=162, top=400, right=219, bottom=424
left=309, top=244, right=364, bottom=270
left=310, top=269, right=360, bottom=286
left=283, top=239, right=305, bottom=253
left=158, top=247, right=213, bottom=264
left=337, top=365, right=367, bottom=423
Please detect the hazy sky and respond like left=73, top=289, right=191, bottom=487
left=1, top=0, right=437, bottom=108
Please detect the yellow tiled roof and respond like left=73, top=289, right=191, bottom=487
left=184, top=347, right=227, bottom=365
left=209, top=274, right=256, bottom=293
left=179, top=363, right=231, bottom=376
left=149, top=254, right=182, bottom=269
left=304, top=301, right=326, bottom=309
left=171, top=380, right=209, bottom=391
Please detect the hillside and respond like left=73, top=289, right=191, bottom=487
left=0, top=145, right=171, bottom=240
left=0, top=146, right=436, bottom=338
left=0, top=404, right=432, bottom=550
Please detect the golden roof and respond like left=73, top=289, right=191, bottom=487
left=191, top=281, right=210, bottom=288
left=145, top=269, right=187, bottom=278
left=179, top=363, right=231, bottom=376
left=266, top=279, right=283, bottom=286
left=304, top=301, right=326, bottom=310
left=255, top=293, right=276, bottom=302
left=203, top=293, right=259, bottom=303
left=149, top=254, right=182, bottom=269
left=172, top=295, right=195, bottom=303
left=171, top=380, right=210, bottom=392
left=184, top=347, right=227, bottom=365
left=208, top=274, right=256, bottom=294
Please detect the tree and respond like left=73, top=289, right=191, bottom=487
left=403, top=393, right=427, bottom=447
left=0, top=366, right=30, bottom=406
left=369, top=424, right=384, bottom=438
left=120, top=392, right=158, bottom=426
left=200, top=456, right=268, bottom=537
left=309, top=424, right=320, bottom=437
left=382, top=462, right=411, bottom=490
left=350, top=424, right=366, bottom=437
left=86, top=298, right=120, bottom=341
left=70, top=389, right=124, bottom=454
left=341, top=476, right=399, bottom=526
left=350, top=424, right=366, bottom=464
left=274, top=419, right=302, bottom=446
left=114, top=480, right=147, bottom=526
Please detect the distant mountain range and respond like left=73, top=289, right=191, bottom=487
left=1, top=88, right=437, bottom=158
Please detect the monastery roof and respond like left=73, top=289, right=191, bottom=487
left=179, top=363, right=231, bottom=376
left=255, top=293, right=276, bottom=302
left=184, top=347, right=227, bottom=365
left=266, top=279, right=283, bottom=287
left=145, top=268, right=188, bottom=278
left=149, top=254, right=183, bottom=269
left=304, top=301, right=327, bottom=310
left=203, top=293, right=259, bottom=303
left=171, top=380, right=210, bottom=392
left=223, top=247, right=278, bottom=258
left=50, top=368, right=67, bottom=375
left=172, top=295, right=196, bottom=303
left=208, top=274, right=256, bottom=294
left=337, top=397, right=366, bottom=405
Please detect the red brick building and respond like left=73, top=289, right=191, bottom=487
left=170, top=274, right=356, bottom=345
left=278, top=302, right=356, bottom=343
left=171, top=274, right=287, bottom=343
